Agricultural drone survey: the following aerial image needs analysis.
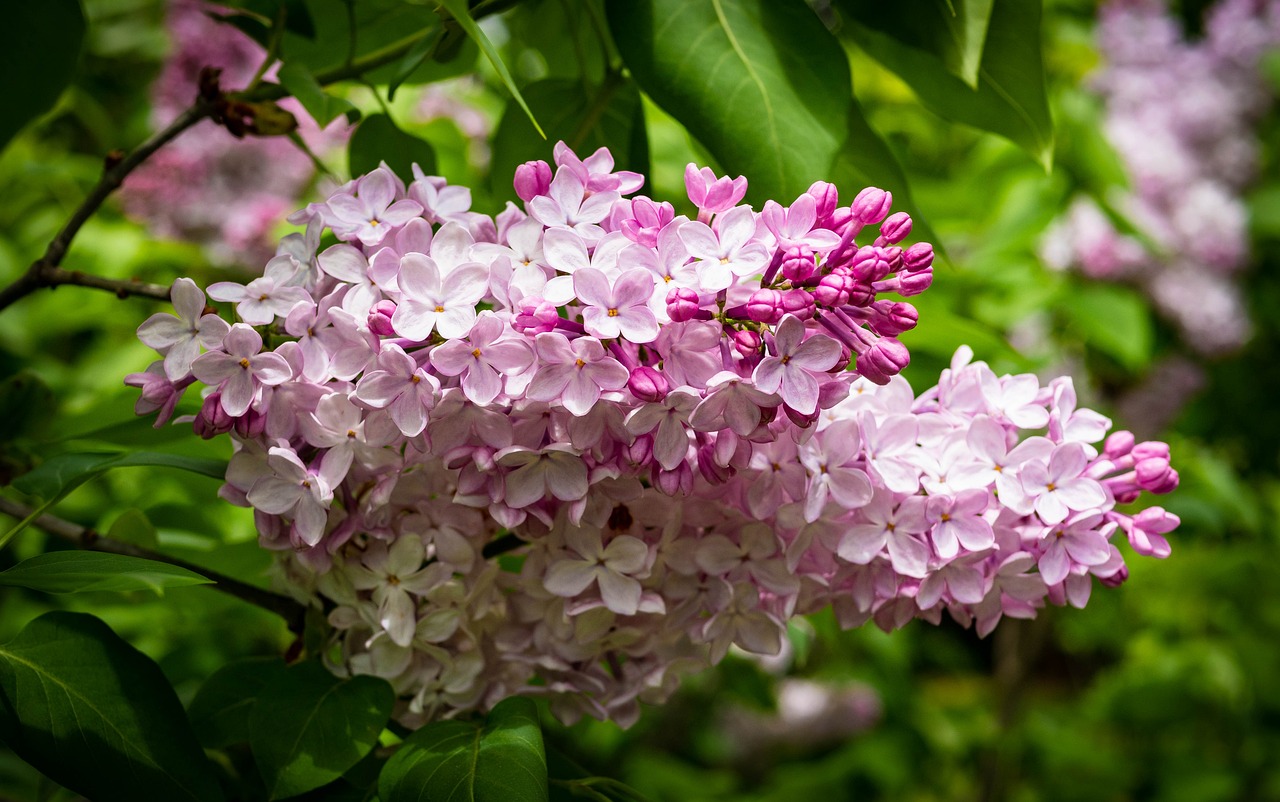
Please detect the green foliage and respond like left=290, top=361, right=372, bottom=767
left=0, top=0, right=86, bottom=153
left=379, top=696, right=548, bottom=802
left=437, top=0, right=544, bottom=138
left=1058, top=283, right=1153, bottom=371
left=279, top=62, right=359, bottom=127
left=188, top=656, right=289, bottom=749
left=0, top=612, right=223, bottom=802
left=0, top=550, right=211, bottom=595
left=348, top=112, right=437, bottom=180
left=841, top=0, right=995, bottom=88
left=251, top=660, right=395, bottom=799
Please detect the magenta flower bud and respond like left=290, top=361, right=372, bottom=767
left=897, top=267, right=933, bottom=296
left=1132, top=441, right=1171, bottom=461
left=783, top=403, right=820, bottom=427
left=652, top=462, right=694, bottom=496
left=851, top=187, right=892, bottom=226
left=847, top=278, right=875, bottom=307
left=627, top=366, right=669, bottom=402
left=868, top=300, right=918, bottom=337
left=780, top=244, right=816, bottom=282
left=814, top=274, right=850, bottom=308
left=856, top=337, right=910, bottom=385
left=903, top=242, right=934, bottom=272
left=513, top=297, right=560, bottom=334
left=1104, top=430, right=1135, bottom=458
left=697, top=445, right=731, bottom=484
left=513, top=160, right=552, bottom=201
left=1099, top=565, right=1129, bottom=588
left=746, top=289, right=784, bottom=323
left=779, top=288, right=815, bottom=320
left=876, top=212, right=912, bottom=245
left=730, top=328, right=762, bottom=359
left=368, top=300, right=397, bottom=336
left=1136, top=459, right=1179, bottom=493
left=195, top=392, right=234, bottom=439
left=807, top=181, right=839, bottom=219
left=850, top=246, right=891, bottom=282
left=666, top=286, right=703, bottom=322
left=233, top=407, right=267, bottom=439
left=627, top=434, right=653, bottom=465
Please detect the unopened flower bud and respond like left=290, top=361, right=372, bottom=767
left=652, top=462, right=694, bottom=496
left=628, top=366, right=669, bottom=402
left=779, top=288, right=815, bottom=320
left=850, top=246, right=891, bottom=282
left=903, top=242, right=934, bottom=272
left=514, top=160, right=552, bottom=202
left=857, top=337, right=910, bottom=385
left=195, top=392, right=233, bottom=439
left=1099, top=565, right=1129, bottom=588
left=814, top=274, right=850, bottom=308
left=513, top=297, right=560, bottom=334
left=1104, top=430, right=1135, bottom=459
left=780, top=244, right=817, bottom=282
left=368, top=300, right=397, bottom=336
left=730, top=329, right=762, bottom=359
left=666, top=287, right=703, bottom=322
left=807, top=181, right=839, bottom=219
left=876, top=212, right=912, bottom=245
left=897, top=267, right=933, bottom=296
left=746, top=289, right=784, bottom=323
left=868, top=301, right=918, bottom=337
left=1132, top=441, right=1171, bottom=461
left=851, top=187, right=892, bottom=226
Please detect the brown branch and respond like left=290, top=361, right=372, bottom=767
left=0, top=496, right=308, bottom=632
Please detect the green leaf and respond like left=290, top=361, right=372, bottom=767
left=107, top=507, right=159, bottom=549
left=0, top=551, right=211, bottom=595
left=842, top=0, right=1054, bottom=170
left=610, top=0, right=853, bottom=206
left=251, top=660, right=395, bottom=799
left=437, top=0, right=545, bottom=138
left=387, top=26, right=444, bottom=100
left=547, top=743, right=653, bottom=802
left=379, top=696, right=548, bottom=802
left=217, top=0, right=317, bottom=39
left=279, top=0, right=435, bottom=77
left=838, top=0, right=993, bottom=88
left=0, top=612, right=223, bottom=802
left=279, top=62, right=358, bottom=126
left=0, top=0, right=85, bottom=153
left=1059, top=284, right=1153, bottom=371
left=348, top=113, right=437, bottom=181
left=0, top=371, right=55, bottom=443
left=490, top=77, right=649, bottom=203
left=188, top=657, right=288, bottom=749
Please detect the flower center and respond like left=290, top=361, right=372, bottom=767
left=607, top=308, right=619, bottom=317
left=238, top=358, right=250, bottom=369
left=435, top=305, right=445, bottom=313
left=472, top=348, right=483, bottom=358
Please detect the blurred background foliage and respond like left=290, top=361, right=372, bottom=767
left=2, top=0, right=1279, bottom=799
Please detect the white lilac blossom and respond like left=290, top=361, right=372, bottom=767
left=1041, top=0, right=1280, bottom=354
left=129, top=147, right=1180, bottom=729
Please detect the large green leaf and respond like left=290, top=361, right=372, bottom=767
left=609, top=0, right=851, bottom=205
left=0, top=551, right=211, bottom=595
left=437, top=0, right=545, bottom=138
left=490, top=78, right=649, bottom=203
left=251, top=660, right=395, bottom=799
left=378, top=696, right=548, bottom=802
left=842, top=0, right=1054, bottom=170
left=279, top=62, right=358, bottom=127
left=0, top=0, right=85, bottom=153
left=0, top=612, right=223, bottom=802
left=188, top=656, right=288, bottom=749
left=348, top=113, right=437, bottom=181
left=278, top=0, right=435, bottom=77
left=1059, top=283, right=1153, bottom=371
left=838, top=0, right=993, bottom=88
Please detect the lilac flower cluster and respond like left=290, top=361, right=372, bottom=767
left=128, top=146, right=1178, bottom=727
left=120, top=0, right=348, bottom=266
left=1041, top=0, right=1280, bottom=353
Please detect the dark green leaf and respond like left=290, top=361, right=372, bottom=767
left=842, top=0, right=1054, bottom=169
left=490, top=77, right=649, bottom=203
left=349, top=113, right=437, bottom=181
left=279, top=63, right=358, bottom=126
left=387, top=26, right=444, bottom=100
left=437, top=0, right=545, bottom=138
left=546, top=743, right=653, bottom=802
left=1060, top=284, right=1153, bottom=371
left=279, top=0, right=435, bottom=77
left=0, top=612, right=223, bottom=802
left=838, top=0, right=993, bottom=88
left=13, top=451, right=227, bottom=500
left=610, top=0, right=849, bottom=204
left=379, top=696, right=548, bottom=802
left=0, top=551, right=211, bottom=595
left=251, top=660, right=394, bottom=799
left=0, top=0, right=85, bottom=153
left=219, top=0, right=317, bottom=39
left=107, top=507, right=159, bottom=549
left=0, top=371, right=55, bottom=443
left=188, top=657, right=288, bottom=749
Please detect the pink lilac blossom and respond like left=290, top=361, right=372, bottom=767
left=1040, top=0, right=1280, bottom=354
left=119, top=0, right=349, bottom=266
left=129, top=148, right=1179, bottom=729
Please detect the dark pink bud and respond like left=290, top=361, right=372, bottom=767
left=666, top=286, right=703, bottom=322
left=1136, top=460, right=1179, bottom=493
left=780, top=244, right=816, bottom=282
left=783, top=404, right=820, bottom=427
left=653, top=462, right=694, bottom=496
left=513, top=297, right=560, bottom=334
left=1104, top=430, right=1135, bottom=459
left=730, top=328, right=762, bottom=359
left=697, top=445, right=732, bottom=484
left=856, top=337, right=910, bottom=385
left=626, top=434, right=653, bottom=465
left=897, top=267, right=933, bottom=296
left=903, top=242, right=934, bottom=272
left=814, top=274, right=850, bottom=308
left=195, top=392, right=233, bottom=439
left=1099, top=565, right=1129, bottom=588
left=847, top=278, right=876, bottom=307
left=877, top=212, right=912, bottom=245
left=746, top=289, right=784, bottom=323
left=233, top=408, right=267, bottom=439
left=807, top=181, right=839, bottom=219
left=368, top=300, right=397, bottom=336
left=1132, top=441, right=1170, bottom=461
left=850, top=246, right=891, bottom=282
left=628, top=366, right=669, bottom=402
left=851, top=187, right=892, bottom=226
left=779, top=288, right=815, bottom=320
left=868, top=300, right=918, bottom=337
left=514, top=160, right=552, bottom=202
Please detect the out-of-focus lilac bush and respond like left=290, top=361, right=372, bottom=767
left=1042, top=0, right=1280, bottom=354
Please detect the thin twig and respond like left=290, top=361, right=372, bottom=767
left=0, top=496, right=309, bottom=632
